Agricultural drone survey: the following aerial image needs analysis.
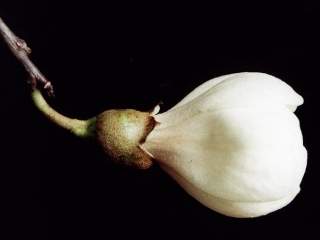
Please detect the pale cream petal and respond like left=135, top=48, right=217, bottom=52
left=170, top=73, right=239, bottom=110
left=155, top=72, right=303, bottom=129
left=143, top=107, right=307, bottom=203
left=162, top=163, right=300, bottom=218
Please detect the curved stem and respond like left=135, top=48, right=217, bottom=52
left=31, top=89, right=96, bottom=138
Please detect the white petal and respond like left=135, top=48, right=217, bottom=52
left=143, top=107, right=307, bottom=203
left=162, top=163, right=300, bottom=218
left=170, top=73, right=239, bottom=110
left=156, top=72, right=303, bottom=129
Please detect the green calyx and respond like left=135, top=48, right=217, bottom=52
left=96, top=109, right=156, bottom=169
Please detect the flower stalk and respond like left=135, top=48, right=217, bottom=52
left=31, top=90, right=96, bottom=138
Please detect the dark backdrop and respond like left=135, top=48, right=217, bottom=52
left=1, top=1, right=319, bottom=239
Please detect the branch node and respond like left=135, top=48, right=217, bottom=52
left=15, top=37, right=31, bottom=54
left=0, top=17, right=54, bottom=97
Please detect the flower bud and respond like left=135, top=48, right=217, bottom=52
left=142, top=72, right=307, bottom=218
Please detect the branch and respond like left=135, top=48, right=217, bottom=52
left=0, top=17, right=54, bottom=96
left=0, top=16, right=96, bottom=138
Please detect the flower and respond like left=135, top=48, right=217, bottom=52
left=142, top=72, right=307, bottom=218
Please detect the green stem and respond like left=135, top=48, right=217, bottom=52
left=31, top=89, right=96, bottom=138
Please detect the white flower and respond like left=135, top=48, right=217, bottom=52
left=142, top=72, right=307, bottom=218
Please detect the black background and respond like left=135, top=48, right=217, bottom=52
left=1, top=1, right=319, bottom=239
